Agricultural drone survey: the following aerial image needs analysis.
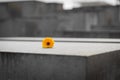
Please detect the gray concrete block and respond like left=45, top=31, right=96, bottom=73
left=0, top=53, right=86, bottom=80
left=0, top=38, right=120, bottom=80
left=87, top=50, right=120, bottom=80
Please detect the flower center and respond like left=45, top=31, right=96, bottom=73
left=46, top=42, right=50, bottom=46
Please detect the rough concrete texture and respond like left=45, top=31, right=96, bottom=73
left=0, top=52, right=86, bottom=80
left=0, top=50, right=120, bottom=80
left=0, top=38, right=120, bottom=80
left=87, top=50, right=120, bottom=80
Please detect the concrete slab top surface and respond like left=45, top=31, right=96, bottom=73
left=0, top=37, right=120, bottom=57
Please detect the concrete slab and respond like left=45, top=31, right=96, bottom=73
left=0, top=38, right=120, bottom=56
left=0, top=37, right=120, bottom=43
left=0, top=38, right=120, bottom=80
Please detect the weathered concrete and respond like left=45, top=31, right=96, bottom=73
left=0, top=52, right=87, bottom=80
left=87, top=50, right=120, bottom=80
left=0, top=38, right=120, bottom=80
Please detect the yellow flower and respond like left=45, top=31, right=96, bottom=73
left=42, top=37, right=54, bottom=48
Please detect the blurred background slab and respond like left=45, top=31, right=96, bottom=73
left=0, top=0, right=120, bottom=38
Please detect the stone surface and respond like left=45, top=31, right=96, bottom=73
left=0, top=52, right=86, bottom=80
left=0, top=38, right=120, bottom=56
left=0, top=38, right=120, bottom=80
